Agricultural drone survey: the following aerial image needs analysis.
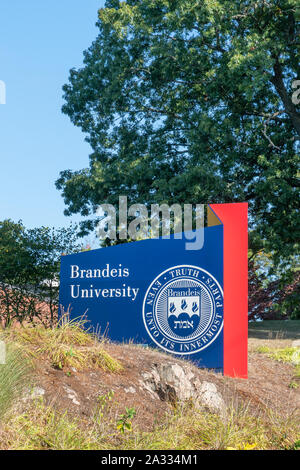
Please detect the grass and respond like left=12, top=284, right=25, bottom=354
left=0, top=399, right=298, bottom=451
left=122, top=405, right=299, bottom=451
left=256, top=345, right=300, bottom=363
left=0, top=340, right=32, bottom=420
left=4, top=314, right=123, bottom=373
left=0, top=319, right=299, bottom=450
left=249, top=320, right=300, bottom=340
left=256, top=345, right=300, bottom=389
left=0, top=400, right=99, bottom=450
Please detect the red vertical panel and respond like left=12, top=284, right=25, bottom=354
left=209, top=203, right=248, bottom=378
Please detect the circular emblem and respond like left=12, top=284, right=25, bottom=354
left=142, top=265, right=223, bottom=355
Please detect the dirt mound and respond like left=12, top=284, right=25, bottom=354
left=23, top=340, right=299, bottom=432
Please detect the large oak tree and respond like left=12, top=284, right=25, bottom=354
left=57, top=0, right=299, bottom=267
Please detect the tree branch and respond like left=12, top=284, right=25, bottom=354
left=270, top=57, right=300, bottom=137
left=262, top=110, right=284, bottom=150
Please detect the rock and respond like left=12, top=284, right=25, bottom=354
left=124, top=386, right=136, bottom=394
left=63, top=385, right=80, bottom=406
left=140, top=362, right=226, bottom=414
left=22, top=386, right=45, bottom=402
left=291, top=350, right=300, bottom=365
left=31, top=386, right=46, bottom=399
left=196, top=381, right=225, bottom=412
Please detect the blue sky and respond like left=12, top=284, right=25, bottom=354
left=0, top=1, right=105, bottom=232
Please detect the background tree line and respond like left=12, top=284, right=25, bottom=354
left=0, top=220, right=79, bottom=327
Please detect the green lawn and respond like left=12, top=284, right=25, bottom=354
left=248, top=320, right=300, bottom=340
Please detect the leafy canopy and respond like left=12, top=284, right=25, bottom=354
left=57, top=0, right=299, bottom=265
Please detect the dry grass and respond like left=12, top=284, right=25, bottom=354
left=3, top=314, right=123, bottom=373
left=0, top=400, right=99, bottom=450
left=121, top=404, right=300, bottom=451
left=0, top=320, right=299, bottom=450
left=0, top=340, right=32, bottom=420
left=254, top=344, right=300, bottom=389
left=0, top=398, right=299, bottom=451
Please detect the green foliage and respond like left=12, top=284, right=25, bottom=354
left=269, top=347, right=300, bottom=364
left=0, top=220, right=79, bottom=326
left=57, top=0, right=299, bottom=269
left=94, top=390, right=115, bottom=424
left=116, top=407, right=136, bottom=433
left=288, top=381, right=298, bottom=389
left=256, top=345, right=300, bottom=363
left=290, top=439, right=300, bottom=450
left=0, top=341, right=32, bottom=420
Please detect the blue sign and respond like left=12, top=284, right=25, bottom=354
left=59, top=224, right=224, bottom=371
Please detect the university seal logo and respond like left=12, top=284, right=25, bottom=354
left=142, top=265, right=223, bottom=355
